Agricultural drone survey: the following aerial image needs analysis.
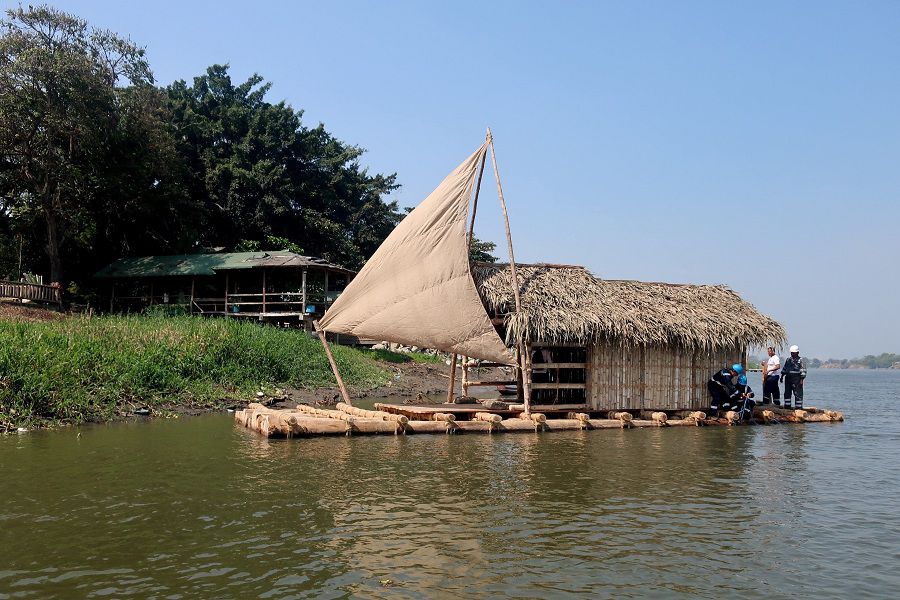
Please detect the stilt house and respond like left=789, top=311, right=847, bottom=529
left=95, top=251, right=353, bottom=328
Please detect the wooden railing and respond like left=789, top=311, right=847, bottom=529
left=0, top=280, right=62, bottom=306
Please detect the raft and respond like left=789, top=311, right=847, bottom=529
left=234, top=402, right=844, bottom=438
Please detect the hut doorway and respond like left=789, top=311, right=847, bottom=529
left=530, top=345, right=587, bottom=406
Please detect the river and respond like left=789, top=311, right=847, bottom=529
left=1, top=369, right=898, bottom=599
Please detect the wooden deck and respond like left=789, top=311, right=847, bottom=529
left=374, top=402, right=589, bottom=421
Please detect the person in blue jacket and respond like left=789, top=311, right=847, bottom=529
left=707, top=363, right=743, bottom=414
left=734, top=374, right=756, bottom=421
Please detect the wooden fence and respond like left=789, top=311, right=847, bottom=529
left=0, top=280, right=62, bottom=307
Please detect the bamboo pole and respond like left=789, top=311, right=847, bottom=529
left=467, top=142, right=489, bottom=245
left=314, top=322, right=352, bottom=406
left=446, top=353, right=458, bottom=404
left=262, top=270, right=267, bottom=314
left=487, top=128, right=527, bottom=414
left=461, top=355, right=469, bottom=397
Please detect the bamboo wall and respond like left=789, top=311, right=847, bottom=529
left=585, top=343, right=745, bottom=411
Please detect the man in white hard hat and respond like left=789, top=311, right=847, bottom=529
left=780, top=345, right=807, bottom=409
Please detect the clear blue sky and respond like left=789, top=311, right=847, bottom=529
left=35, top=0, right=900, bottom=359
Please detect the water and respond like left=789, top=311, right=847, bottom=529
left=1, top=370, right=899, bottom=599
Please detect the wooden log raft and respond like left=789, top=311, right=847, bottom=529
left=336, top=402, right=408, bottom=425
left=235, top=402, right=843, bottom=438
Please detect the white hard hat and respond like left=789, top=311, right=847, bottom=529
left=789, top=345, right=799, bottom=353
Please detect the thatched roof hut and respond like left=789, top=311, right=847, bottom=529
left=474, top=263, right=785, bottom=350
left=473, top=264, right=785, bottom=411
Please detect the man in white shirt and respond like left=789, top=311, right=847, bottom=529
left=763, top=346, right=781, bottom=404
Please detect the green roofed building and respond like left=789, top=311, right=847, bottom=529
left=95, top=251, right=354, bottom=328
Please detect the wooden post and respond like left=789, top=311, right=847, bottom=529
left=109, top=282, right=115, bottom=313
left=522, top=341, right=533, bottom=415
left=149, top=282, right=155, bottom=306
left=189, top=278, right=195, bottom=315
left=262, top=269, right=267, bottom=315
left=461, top=355, right=469, bottom=397
left=301, top=269, right=307, bottom=314
left=446, top=353, right=458, bottom=404
left=224, top=274, right=229, bottom=316
left=315, top=322, right=352, bottom=406
left=487, top=129, right=527, bottom=414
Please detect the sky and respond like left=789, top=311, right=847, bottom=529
left=22, top=0, right=900, bottom=359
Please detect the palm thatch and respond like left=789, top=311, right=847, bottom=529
left=473, top=263, right=785, bottom=351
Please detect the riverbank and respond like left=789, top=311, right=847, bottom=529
left=0, top=306, right=449, bottom=431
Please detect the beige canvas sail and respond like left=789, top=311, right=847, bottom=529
left=317, top=142, right=515, bottom=365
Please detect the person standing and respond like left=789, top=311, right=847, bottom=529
left=781, top=345, right=807, bottom=409
left=763, top=346, right=781, bottom=405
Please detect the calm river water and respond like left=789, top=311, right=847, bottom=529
left=2, top=369, right=899, bottom=599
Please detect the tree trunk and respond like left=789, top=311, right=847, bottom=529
left=45, top=208, right=63, bottom=285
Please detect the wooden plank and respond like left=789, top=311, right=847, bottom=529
left=530, top=383, right=586, bottom=390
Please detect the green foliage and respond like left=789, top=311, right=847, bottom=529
left=814, top=353, right=900, bottom=369
left=234, top=235, right=304, bottom=255
left=470, top=236, right=499, bottom=263
left=166, top=65, right=400, bottom=269
left=0, top=315, right=389, bottom=427
left=0, top=4, right=170, bottom=285
left=1, top=7, right=403, bottom=292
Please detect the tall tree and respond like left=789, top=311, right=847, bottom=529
left=0, top=5, right=154, bottom=284
left=167, top=65, right=401, bottom=268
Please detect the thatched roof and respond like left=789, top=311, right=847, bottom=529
left=473, top=263, right=785, bottom=350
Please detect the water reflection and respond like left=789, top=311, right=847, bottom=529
left=2, top=374, right=899, bottom=599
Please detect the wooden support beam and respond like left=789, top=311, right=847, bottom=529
left=446, top=353, right=458, bottom=404
left=315, top=323, right=352, bottom=406
left=262, top=270, right=267, bottom=314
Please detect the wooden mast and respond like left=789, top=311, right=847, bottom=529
left=447, top=137, right=490, bottom=405
left=486, top=128, right=530, bottom=415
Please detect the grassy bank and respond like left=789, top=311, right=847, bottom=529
left=0, top=315, right=390, bottom=429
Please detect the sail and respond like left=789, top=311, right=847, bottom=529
left=317, top=141, right=515, bottom=365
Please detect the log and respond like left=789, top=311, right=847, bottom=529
left=667, top=418, right=701, bottom=427
left=543, top=419, right=585, bottom=431
left=431, top=412, right=457, bottom=422
left=498, top=418, right=541, bottom=432
left=284, top=415, right=350, bottom=436
left=759, top=409, right=776, bottom=424
left=631, top=419, right=660, bottom=428
left=518, top=412, right=546, bottom=423
left=474, top=412, right=503, bottom=424
left=586, top=419, right=631, bottom=429
left=687, top=411, right=707, bottom=425
left=609, top=411, right=633, bottom=423
left=295, top=404, right=354, bottom=421
left=800, top=411, right=844, bottom=423
left=402, top=420, right=451, bottom=434
left=454, top=421, right=494, bottom=433
left=336, top=402, right=408, bottom=424
left=641, top=411, right=668, bottom=425
left=345, top=418, right=400, bottom=435
left=725, top=410, right=741, bottom=425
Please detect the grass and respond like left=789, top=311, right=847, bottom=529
left=362, top=348, right=445, bottom=364
left=0, top=315, right=390, bottom=429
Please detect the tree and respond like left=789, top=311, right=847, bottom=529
left=469, top=236, right=499, bottom=263
left=166, top=65, right=401, bottom=268
left=0, top=5, right=155, bottom=284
